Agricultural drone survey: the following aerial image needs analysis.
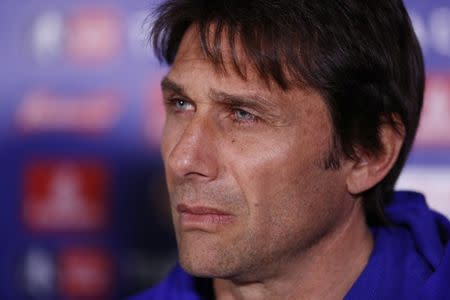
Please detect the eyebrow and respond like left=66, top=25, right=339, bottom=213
left=161, top=76, right=277, bottom=116
left=161, top=77, right=190, bottom=99
left=209, top=89, right=274, bottom=115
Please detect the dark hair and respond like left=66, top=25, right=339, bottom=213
left=150, top=0, right=424, bottom=226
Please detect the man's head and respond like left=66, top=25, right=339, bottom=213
left=151, top=0, right=424, bottom=280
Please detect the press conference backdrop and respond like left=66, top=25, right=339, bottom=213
left=0, top=0, right=448, bottom=299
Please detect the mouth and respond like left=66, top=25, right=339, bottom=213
left=176, top=204, right=235, bottom=229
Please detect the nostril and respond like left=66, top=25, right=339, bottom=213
left=185, top=171, right=209, bottom=178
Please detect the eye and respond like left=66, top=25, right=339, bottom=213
left=167, top=98, right=195, bottom=112
left=176, top=99, right=193, bottom=110
left=233, top=109, right=256, bottom=123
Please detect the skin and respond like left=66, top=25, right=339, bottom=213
left=160, top=25, right=402, bottom=300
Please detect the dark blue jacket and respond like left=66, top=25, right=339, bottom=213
left=128, top=191, right=450, bottom=299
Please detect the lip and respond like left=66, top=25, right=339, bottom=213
left=176, top=204, right=235, bottom=229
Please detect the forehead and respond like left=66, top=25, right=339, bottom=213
left=168, top=25, right=326, bottom=112
left=172, top=25, right=265, bottom=85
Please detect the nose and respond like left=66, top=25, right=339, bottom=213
left=165, top=116, right=219, bottom=182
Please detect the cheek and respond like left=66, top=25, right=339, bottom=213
left=226, top=132, right=340, bottom=241
left=228, top=131, right=321, bottom=207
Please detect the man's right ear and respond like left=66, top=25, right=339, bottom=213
left=345, top=124, right=404, bottom=196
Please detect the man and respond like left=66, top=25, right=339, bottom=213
left=130, top=0, right=450, bottom=299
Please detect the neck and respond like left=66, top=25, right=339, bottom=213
left=213, top=199, right=373, bottom=300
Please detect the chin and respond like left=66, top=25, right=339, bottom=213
left=178, top=245, right=238, bottom=278
left=179, top=253, right=223, bottom=277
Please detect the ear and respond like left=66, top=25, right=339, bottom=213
left=346, top=123, right=404, bottom=195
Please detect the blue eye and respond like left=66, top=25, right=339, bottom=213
left=234, top=109, right=256, bottom=122
left=175, top=99, right=186, bottom=109
left=173, top=99, right=194, bottom=111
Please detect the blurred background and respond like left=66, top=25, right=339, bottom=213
left=0, top=0, right=448, bottom=299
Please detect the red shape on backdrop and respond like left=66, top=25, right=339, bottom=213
left=415, top=75, right=450, bottom=147
left=23, top=161, right=109, bottom=233
left=58, top=247, right=113, bottom=298
left=65, top=7, right=123, bottom=64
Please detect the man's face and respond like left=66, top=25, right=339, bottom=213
left=161, top=27, right=354, bottom=281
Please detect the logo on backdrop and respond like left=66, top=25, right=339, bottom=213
left=58, top=247, right=113, bottom=298
left=16, top=88, right=122, bottom=134
left=20, top=247, right=56, bottom=300
left=30, top=7, right=156, bottom=65
left=30, top=10, right=65, bottom=64
left=23, top=161, right=109, bottom=233
left=415, top=75, right=450, bottom=146
left=65, top=7, right=123, bottom=64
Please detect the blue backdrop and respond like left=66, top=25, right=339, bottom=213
left=0, top=0, right=449, bottom=299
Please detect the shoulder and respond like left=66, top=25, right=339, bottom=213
left=347, top=191, right=450, bottom=299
